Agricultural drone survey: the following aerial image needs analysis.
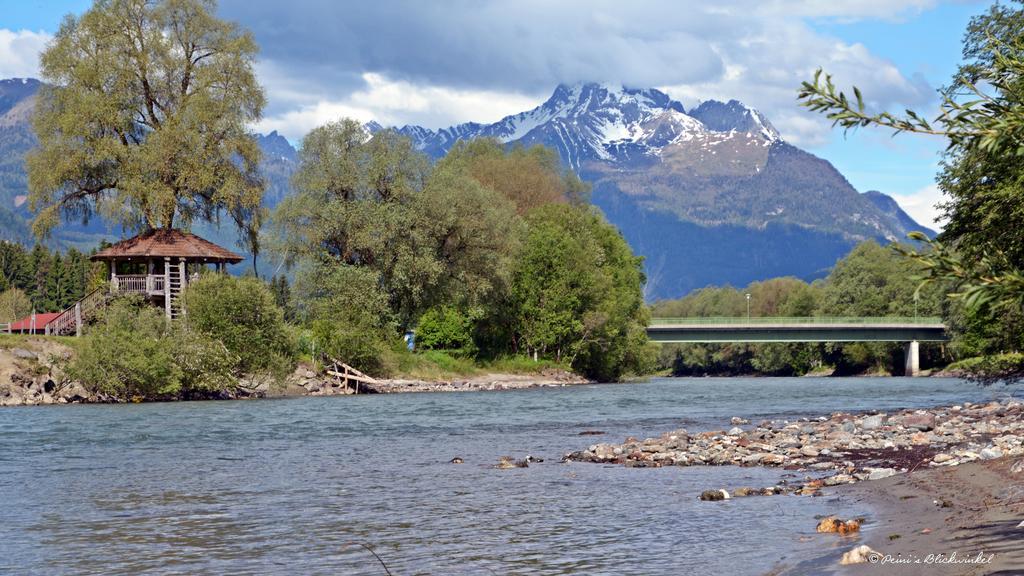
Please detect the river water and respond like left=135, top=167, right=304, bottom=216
left=0, top=377, right=1016, bottom=575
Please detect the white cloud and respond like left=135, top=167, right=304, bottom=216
left=0, top=29, right=50, bottom=79
left=232, top=1, right=938, bottom=147
left=257, top=72, right=540, bottom=140
left=758, top=0, right=938, bottom=21
left=893, top=183, right=947, bottom=231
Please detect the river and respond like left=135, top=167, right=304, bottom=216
left=0, top=377, right=1015, bottom=575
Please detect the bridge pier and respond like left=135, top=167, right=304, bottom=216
left=904, top=340, right=920, bottom=377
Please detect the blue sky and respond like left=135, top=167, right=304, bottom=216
left=0, top=0, right=993, bottom=229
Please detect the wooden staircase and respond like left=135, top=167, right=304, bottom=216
left=46, top=288, right=109, bottom=336
left=166, top=260, right=185, bottom=319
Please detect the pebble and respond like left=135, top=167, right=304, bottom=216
left=860, top=414, right=884, bottom=430
left=564, top=399, right=1024, bottom=496
left=980, top=447, right=1003, bottom=460
left=841, top=545, right=880, bottom=565
left=867, top=468, right=897, bottom=480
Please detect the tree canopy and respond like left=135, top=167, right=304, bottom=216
left=270, top=123, right=652, bottom=380
left=28, top=0, right=266, bottom=242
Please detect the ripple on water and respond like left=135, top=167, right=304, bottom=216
left=0, top=377, right=1010, bottom=575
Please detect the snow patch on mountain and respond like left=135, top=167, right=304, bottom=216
left=377, top=83, right=780, bottom=170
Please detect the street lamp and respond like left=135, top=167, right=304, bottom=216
left=745, top=293, right=751, bottom=320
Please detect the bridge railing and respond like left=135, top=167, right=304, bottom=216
left=649, top=316, right=945, bottom=326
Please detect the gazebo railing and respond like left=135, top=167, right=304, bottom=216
left=111, top=274, right=166, bottom=296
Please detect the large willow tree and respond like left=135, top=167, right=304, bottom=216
left=27, top=0, right=266, bottom=240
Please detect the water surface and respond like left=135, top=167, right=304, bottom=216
left=0, top=377, right=1015, bottom=575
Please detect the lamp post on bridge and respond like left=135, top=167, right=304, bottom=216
left=745, top=293, right=751, bottom=320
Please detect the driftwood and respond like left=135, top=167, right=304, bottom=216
left=327, top=359, right=380, bottom=393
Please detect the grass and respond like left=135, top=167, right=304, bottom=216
left=390, top=347, right=574, bottom=381
left=0, top=333, right=80, bottom=351
left=946, top=352, right=1024, bottom=373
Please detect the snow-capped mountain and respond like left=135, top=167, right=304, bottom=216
left=383, top=83, right=779, bottom=171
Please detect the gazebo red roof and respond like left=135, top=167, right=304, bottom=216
left=90, top=229, right=244, bottom=263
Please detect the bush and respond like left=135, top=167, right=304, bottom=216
left=66, top=298, right=241, bottom=399
left=415, top=306, right=478, bottom=356
left=182, top=274, right=296, bottom=380
left=297, top=264, right=398, bottom=375
left=67, top=299, right=182, bottom=398
left=311, top=317, right=395, bottom=377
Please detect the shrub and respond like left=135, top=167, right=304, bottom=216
left=298, top=265, right=398, bottom=376
left=67, top=298, right=244, bottom=400
left=67, top=299, right=184, bottom=398
left=169, top=323, right=240, bottom=395
left=310, top=317, right=395, bottom=377
left=415, top=306, right=478, bottom=356
left=181, top=274, right=296, bottom=379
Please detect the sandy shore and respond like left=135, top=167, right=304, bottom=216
left=820, top=455, right=1024, bottom=575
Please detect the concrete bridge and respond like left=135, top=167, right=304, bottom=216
left=647, top=317, right=948, bottom=376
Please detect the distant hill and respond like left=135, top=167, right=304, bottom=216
left=0, top=79, right=933, bottom=297
left=380, top=83, right=936, bottom=299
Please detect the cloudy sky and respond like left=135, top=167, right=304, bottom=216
left=0, top=0, right=991, bottom=229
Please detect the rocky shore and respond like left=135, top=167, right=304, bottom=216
left=291, top=368, right=591, bottom=395
left=566, top=398, right=1024, bottom=496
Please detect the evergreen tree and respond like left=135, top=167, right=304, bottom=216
left=28, top=244, right=50, bottom=311
left=0, top=241, right=31, bottom=292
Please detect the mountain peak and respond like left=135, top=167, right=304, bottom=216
left=689, top=99, right=780, bottom=142
left=546, top=82, right=685, bottom=115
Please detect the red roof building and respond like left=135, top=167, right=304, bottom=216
left=6, top=313, right=61, bottom=334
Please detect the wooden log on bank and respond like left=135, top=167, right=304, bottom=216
left=327, top=359, right=382, bottom=394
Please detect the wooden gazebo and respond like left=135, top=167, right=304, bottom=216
left=90, top=229, right=243, bottom=319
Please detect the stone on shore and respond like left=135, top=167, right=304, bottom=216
left=817, top=516, right=861, bottom=534
left=840, top=545, right=880, bottom=565
left=700, top=489, right=730, bottom=501
left=563, top=398, right=1024, bottom=494
left=980, top=447, right=1003, bottom=460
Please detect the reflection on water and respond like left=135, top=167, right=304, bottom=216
left=0, top=377, right=1011, bottom=575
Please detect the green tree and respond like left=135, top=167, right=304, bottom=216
left=436, top=138, right=590, bottom=214
left=273, top=122, right=521, bottom=329
left=0, top=242, right=31, bottom=292
left=28, top=244, right=50, bottom=311
left=510, top=204, right=654, bottom=380
left=28, top=0, right=266, bottom=246
left=269, top=275, right=295, bottom=322
left=0, top=288, right=32, bottom=323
